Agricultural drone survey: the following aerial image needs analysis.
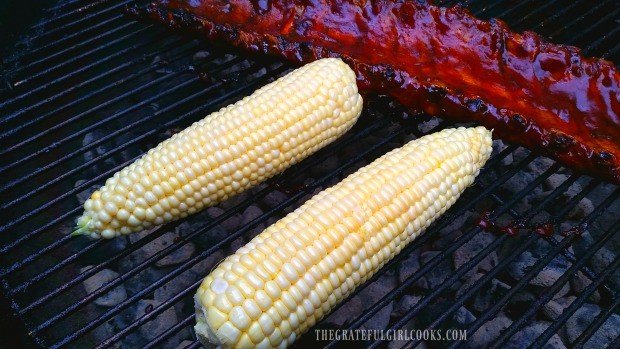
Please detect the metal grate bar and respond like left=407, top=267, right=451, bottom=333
left=0, top=40, right=194, bottom=143
left=0, top=58, right=255, bottom=257
left=0, top=48, right=210, bottom=179
left=609, top=333, right=620, bottom=349
left=16, top=13, right=126, bottom=70
left=1, top=63, right=284, bottom=279
left=0, top=80, right=260, bottom=276
left=490, top=235, right=620, bottom=348
left=142, top=314, right=195, bottom=349
left=97, top=279, right=202, bottom=348
left=521, top=0, right=586, bottom=36
left=17, top=108, right=390, bottom=315
left=0, top=54, right=241, bottom=193
left=43, top=0, right=106, bottom=13
left=587, top=24, right=620, bottom=58
left=464, top=0, right=514, bottom=16
left=0, top=24, right=155, bottom=111
left=15, top=18, right=136, bottom=75
left=548, top=1, right=611, bottom=40
left=507, top=0, right=571, bottom=30
left=10, top=25, right=151, bottom=89
left=398, top=174, right=583, bottom=348
left=45, top=108, right=417, bottom=348
left=29, top=112, right=390, bottom=330
left=345, top=163, right=562, bottom=349
left=0, top=75, right=198, bottom=214
left=32, top=0, right=117, bottom=31
left=556, top=295, right=620, bottom=348
left=17, top=228, right=163, bottom=314
left=184, top=341, right=201, bottom=349
left=493, top=0, right=537, bottom=21
left=79, top=114, right=395, bottom=347
left=532, top=242, right=620, bottom=348
left=27, top=1, right=133, bottom=45
left=319, top=149, right=537, bottom=348
left=0, top=60, right=186, bottom=166
left=0, top=30, right=172, bottom=124
left=83, top=117, right=415, bottom=347
left=563, top=8, right=620, bottom=48
left=446, top=188, right=620, bottom=349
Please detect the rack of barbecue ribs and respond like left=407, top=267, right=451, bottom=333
left=130, top=0, right=620, bottom=184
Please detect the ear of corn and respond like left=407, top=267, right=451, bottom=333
left=194, top=127, right=493, bottom=349
left=74, top=58, right=363, bottom=239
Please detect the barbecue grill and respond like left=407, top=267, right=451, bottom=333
left=1, top=0, right=619, bottom=348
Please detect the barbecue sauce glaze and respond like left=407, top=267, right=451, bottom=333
left=131, top=0, right=620, bottom=183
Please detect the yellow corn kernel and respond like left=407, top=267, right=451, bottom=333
left=194, top=127, right=493, bottom=348
left=74, top=58, right=362, bottom=238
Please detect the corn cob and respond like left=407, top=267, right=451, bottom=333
left=74, top=58, right=362, bottom=239
left=194, top=127, right=493, bottom=348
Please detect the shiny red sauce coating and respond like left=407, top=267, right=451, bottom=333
left=131, top=0, right=620, bottom=184
left=533, top=223, right=555, bottom=237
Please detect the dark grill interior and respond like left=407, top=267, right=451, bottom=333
left=1, top=0, right=619, bottom=348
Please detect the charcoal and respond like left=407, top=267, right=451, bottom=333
left=397, top=250, right=421, bottom=284
left=453, top=231, right=497, bottom=273
left=567, top=198, right=594, bottom=221
left=189, top=250, right=226, bottom=280
left=505, top=322, right=566, bottom=349
left=81, top=267, right=127, bottom=307
left=156, top=242, right=196, bottom=267
left=127, top=232, right=196, bottom=267
left=262, top=190, right=289, bottom=208
left=456, top=272, right=485, bottom=299
left=433, top=229, right=463, bottom=250
left=135, top=300, right=178, bottom=343
left=388, top=318, right=427, bottom=349
left=501, top=152, right=514, bottom=167
left=325, top=296, right=364, bottom=328
left=82, top=129, right=115, bottom=174
left=418, top=118, right=440, bottom=133
left=418, top=251, right=453, bottom=289
left=361, top=302, right=393, bottom=332
left=564, top=303, right=611, bottom=343
left=570, top=271, right=601, bottom=303
left=470, top=278, right=510, bottom=313
left=506, top=290, right=537, bottom=318
left=175, top=340, right=195, bottom=349
left=530, top=257, right=570, bottom=288
left=468, top=315, right=512, bottom=349
left=583, top=314, right=620, bottom=348
left=508, top=251, right=537, bottom=281
left=361, top=275, right=397, bottom=305
left=207, top=206, right=241, bottom=233
left=526, top=156, right=555, bottom=176
left=543, top=296, right=576, bottom=321
left=454, top=307, right=476, bottom=326
left=311, top=154, right=340, bottom=177
left=219, top=191, right=249, bottom=211
left=240, top=205, right=263, bottom=227
left=392, top=295, right=422, bottom=318
left=544, top=174, right=569, bottom=191
left=74, top=180, right=99, bottom=205
left=439, top=211, right=478, bottom=236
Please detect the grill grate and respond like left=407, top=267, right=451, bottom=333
left=1, top=0, right=619, bottom=348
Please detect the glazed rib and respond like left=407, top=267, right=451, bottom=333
left=130, top=0, right=620, bottom=183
